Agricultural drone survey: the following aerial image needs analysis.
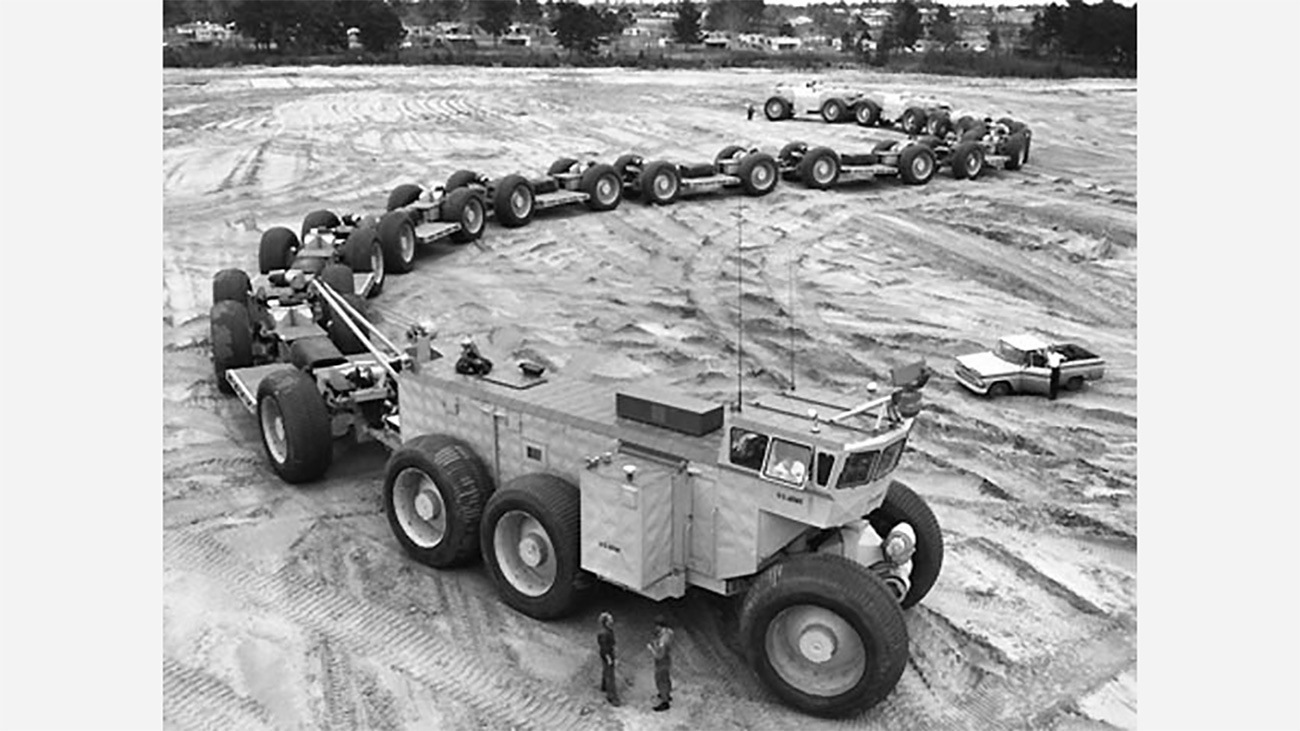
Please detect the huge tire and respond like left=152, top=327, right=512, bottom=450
left=493, top=174, right=535, bottom=228
left=340, top=227, right=385, bottom=295
left=926, top=112, right=954, bottom=139
left=256, top=368, right=332, bottom=484
left=1001, top=131, right=1027, bottom=171
left=739, top=553, right=909, bottom=718
left=377, top=210, right=417, bottom=274
left=326, top=293, right=369, bottom=356
left=960, top=123, right=989, bottom=143
left=546, top=157, right=578, bottom=176
left=387, top=183, right=423, bottom=212
left=640, top=160, right=680, bottom=205
left=998, top=117, right=1027, bottom=134
left=820, top=97, right=848, bottom=124
left=866, top=481, right=944, bottom=609
left=900, top=107, right=927, bottom=136
left=212, top=268, right=250, bottom=305
left=444, top=169, right=481, bottom=192
left=443, top=188, right=486, bottom=243
left=799, top=146, right=840, bottom=190
left=853, top=100, right=881, bottom=127
left=319, top=262, right=355, bottom=296
left=764, top=96, right=792, bottom=121
left=258, top=227, right=300, bottom=274
left=950, top=142, right=985, bottom=180
left=612, top=153, right=643, bottom=182
left=898, top=145, right=937, bottom=185
left=580, top=163, right=622, bottom=211
left=715, top=145, right=745, bottom=165
left=955, top=115, right=977, bottom=134
left=210, top=300, right=252, bottom=395
left=300, top=209, right=340, bottom=240
left=385, top=434, right=495, bottom=568
left=778, top=141, right=808, bottom=168
left=480, top=473, right=584, bottom=619
left=737, top=152, right=779, bottom=196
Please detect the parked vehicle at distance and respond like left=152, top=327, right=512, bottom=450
left=210, top=282, right=945, bottom=718
left=777, top=140, right=937, bottom=189
left=762, top=80, right=950, bottom=133
left=902, top=115, right=1032, bottom=180
left=953, top=333, right=1105, bottom=397
left=614, top=146, right=779, bottom=205
left=442, top=157, right=623, bottom=228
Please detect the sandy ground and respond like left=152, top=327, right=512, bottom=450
left=163, top=66, right=1136, bottom=731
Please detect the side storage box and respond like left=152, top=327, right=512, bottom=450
left=579, top=455, right=675, bottom=591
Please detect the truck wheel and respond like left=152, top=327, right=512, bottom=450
left=799, top=147, right=840, bottom=190
left=778, top=141, right=808, bottom=167
left=377, top=210, right=417, bottom=274
left=444, top=188, right=486, bottom=243
left=340, top=226, right=384, bottom=296
left=854, top=100, right=881, bottom=127
left=739, top=553, right=909, bottom=718
left=546, top=157, right=578, bottom=176
left=1001, top=131, right=1027, bottom=171
left=210, top=300, right=252, bottom=395
left=998, top=117, right=1027, bottom=134
left=1066, top=376, right=1084, bottom=391
left=444, top=169, right=480, bottom=192
left=212, top=268, right=250, bottom=305
left=988, top=382, right=1012, bottom=397
left=300, top=209, right=340, bottom=239
left=327, top=293, right=369, bottom=355
left=960, top=124, right=988, bottom=143
left=764, top=96, right=791, bottom=121
left=493, top=174, right=535, bottom=228
left=580, top=163, right=622, bottom=211
left=898, top=145, right=936, bottom=185
left=640, top=160, right=680, bottom=205
left=927, top=112, right=953, bottom=138
left=871, top=140, right=897, bottom=155
left=820, top=97, right=848, bottom=124
left=386, top=183, right=422, bottom=212
left=481, top=473, right=584, bottom=619
left=320, top=262, right=355, bottom=295
left=715, top=145, right=745, bottom=165
left=955, top=115, right=977, bottom=133
left=258, top=227, right=300, bottom=274
left=901, top=107, right=926, bottom=135
left=951, top=143, right=985, bottom=180
left=867, top=481, right=944, bottom=609
left=385, top=434, right=495, bottom=568
left=738, top=152, right=779, bottom=196
left=256, top=368, right=332, bottom=484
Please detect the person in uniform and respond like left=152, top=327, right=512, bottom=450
left=597, top=612, right=620, bottom=706
left=648, top=615, right=674, bottom=711
left=1046, top=349, right=1064, bottom=400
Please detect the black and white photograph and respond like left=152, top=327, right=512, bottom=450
left=4, top=1, right=1297, bottom=729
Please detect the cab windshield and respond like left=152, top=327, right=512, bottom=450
left=995, top=341, right=1027, bottom=365
left=835, top=437, right=908, bottom=490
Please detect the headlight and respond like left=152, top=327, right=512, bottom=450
left=884, top=523, right=916, bottom=564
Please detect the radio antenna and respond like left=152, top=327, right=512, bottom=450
left=735, top=196, right=744, bottom=412
left=788, top=248, right=796, bottom=392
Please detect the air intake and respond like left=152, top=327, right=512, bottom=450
left=615, top=387, right=723, bottom=437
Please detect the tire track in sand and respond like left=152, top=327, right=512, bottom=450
left=165, top=530, right=606, bottom=731
left=163, top=656, right=274, bottom=731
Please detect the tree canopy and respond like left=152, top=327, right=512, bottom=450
left=672, top=0, right=703, bottom=45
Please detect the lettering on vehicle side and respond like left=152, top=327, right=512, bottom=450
left=775, top=491, right=805, bottom=506
left=598, top=541, right=622, bottom=554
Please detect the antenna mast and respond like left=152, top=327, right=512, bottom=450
left=735, top=197, right=744, bottom=412
left=788, top=249, right=796, bottom=392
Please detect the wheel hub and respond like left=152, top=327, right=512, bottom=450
left=797, top=623, right=838, bottom=663
left=414, top=490, right=440, bottom=521
left=512, top=189, right=530, bottom=215
left=519, top=534, right=548, bottom=567
left=655, top=174, right=673, bottom=195
left=815, top=160, right=832, bottom=182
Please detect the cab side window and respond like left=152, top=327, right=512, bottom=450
left=763, top=438, right=813, bottom=486
left=729, top=428, right=769, bottom=472
left=815, top=452, right=836, bottom=487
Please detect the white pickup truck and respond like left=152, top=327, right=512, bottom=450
left=953, top=333, right=1105, bottom=397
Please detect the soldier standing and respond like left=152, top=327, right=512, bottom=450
left=597, top=612, right=621, bottom=706
left=647, top=615, right=674, bottom=711
left=1047, top=349, right=1064, bottom=400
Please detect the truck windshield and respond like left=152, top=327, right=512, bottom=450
left=995, top=341, right=1026, bottom=365
left=836, top=437, right=908, bottom=490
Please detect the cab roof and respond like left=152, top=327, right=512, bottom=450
left=1002, top=333, right=1049, bottom=351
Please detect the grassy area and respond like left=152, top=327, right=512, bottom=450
left=162, top=44, right=1133, bottom=79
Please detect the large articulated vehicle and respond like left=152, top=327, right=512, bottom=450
left=442, top=157, right=624, bottom=228
left=777, top=140, right=937, bottom=189
left=905, top=119, right=1032, bottom=180
left=258, top=211, right=387, bottom=297
left=763, top=81, right=951, bottom=133
left=210, top=282, right=945, bottom=718
left=375, top=182, right=488, bottom=273
left=614, top=146, right=780, bottom=205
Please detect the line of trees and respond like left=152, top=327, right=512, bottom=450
left=164, top=0, right=405, bottom=53
left=1021, top=0, right=1137, bottom=68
